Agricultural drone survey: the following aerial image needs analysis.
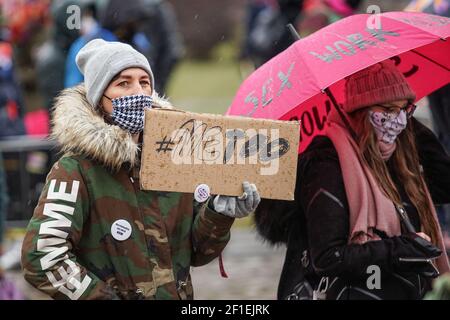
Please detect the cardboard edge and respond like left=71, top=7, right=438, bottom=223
left=140, top=108, right=302, bottom=200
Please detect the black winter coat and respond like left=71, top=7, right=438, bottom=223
left=255, top=118, right=450, bottom=300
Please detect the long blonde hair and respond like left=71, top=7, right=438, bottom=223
left=351, top=109, right=439, bottom=244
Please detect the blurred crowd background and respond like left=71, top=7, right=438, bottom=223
left=0, top=0, right=448, bottom=300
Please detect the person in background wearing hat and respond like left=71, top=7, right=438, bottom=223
left=254, top=60, right=450, bottom=300
left=21, top=39, right=260, bottom=300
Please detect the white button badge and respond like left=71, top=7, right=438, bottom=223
left=111, top=219, right=132, bottom=241
left=194, top=184, right=210, bottom=203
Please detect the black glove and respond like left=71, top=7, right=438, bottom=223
left=393, top=233, right=442, bottom=278
left=401, top=233, right=442, bottom=259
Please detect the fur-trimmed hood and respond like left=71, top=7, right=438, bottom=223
left=51, top=84, right=173, bottom=170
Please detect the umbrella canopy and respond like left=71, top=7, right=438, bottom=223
left=226, top=11, right=450, bottom=152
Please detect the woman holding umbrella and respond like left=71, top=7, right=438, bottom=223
left=255, top=60, right=450, bottom=300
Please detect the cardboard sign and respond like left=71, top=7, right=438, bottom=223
left=140, top=108, right=300, bottom=200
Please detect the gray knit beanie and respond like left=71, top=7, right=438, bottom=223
left=76, top=39, right=155, bottom=107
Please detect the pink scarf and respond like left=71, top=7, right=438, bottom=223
left=324, top=110, right=450, bottom=273
left=379, top=141, right=396, bottom=161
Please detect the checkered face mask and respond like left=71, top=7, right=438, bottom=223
left=107, top=94, right=153, bottom=134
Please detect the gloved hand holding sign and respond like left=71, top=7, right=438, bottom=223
left=210, top=181, right=261, bottom=218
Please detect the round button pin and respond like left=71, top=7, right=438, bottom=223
left=194, top=184, right=210, bottom=203
left=111, top=219, right=132, bottom=241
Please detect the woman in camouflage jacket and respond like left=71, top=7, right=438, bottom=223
left=21, top=39, right=260, bottom=300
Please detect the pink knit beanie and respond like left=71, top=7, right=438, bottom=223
left=345, top=60, right=416, bottom=113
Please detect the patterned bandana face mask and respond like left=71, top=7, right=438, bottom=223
left=105, top=94, right=153, bottom=134
left=369, top=109, right=407, bottom=144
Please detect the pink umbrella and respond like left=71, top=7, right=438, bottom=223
left=226, top=11, right=450, bottom=152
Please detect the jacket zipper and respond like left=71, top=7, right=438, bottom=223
left=131, top=175, right=183, bottom=299
left=130, top=177, right=147, bottom=238
left=129, top=175, right=152, bottom=298
left=130, top=176, right=149, bottom=249
left=398, top=257, right=432, bottom=263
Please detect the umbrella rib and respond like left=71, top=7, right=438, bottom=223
left=324, top=88, right=358, bottom=142
left=410, top=48, right=450, bottom=72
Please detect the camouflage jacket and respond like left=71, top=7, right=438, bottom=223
left=21, top=85, right=234, bottom=300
